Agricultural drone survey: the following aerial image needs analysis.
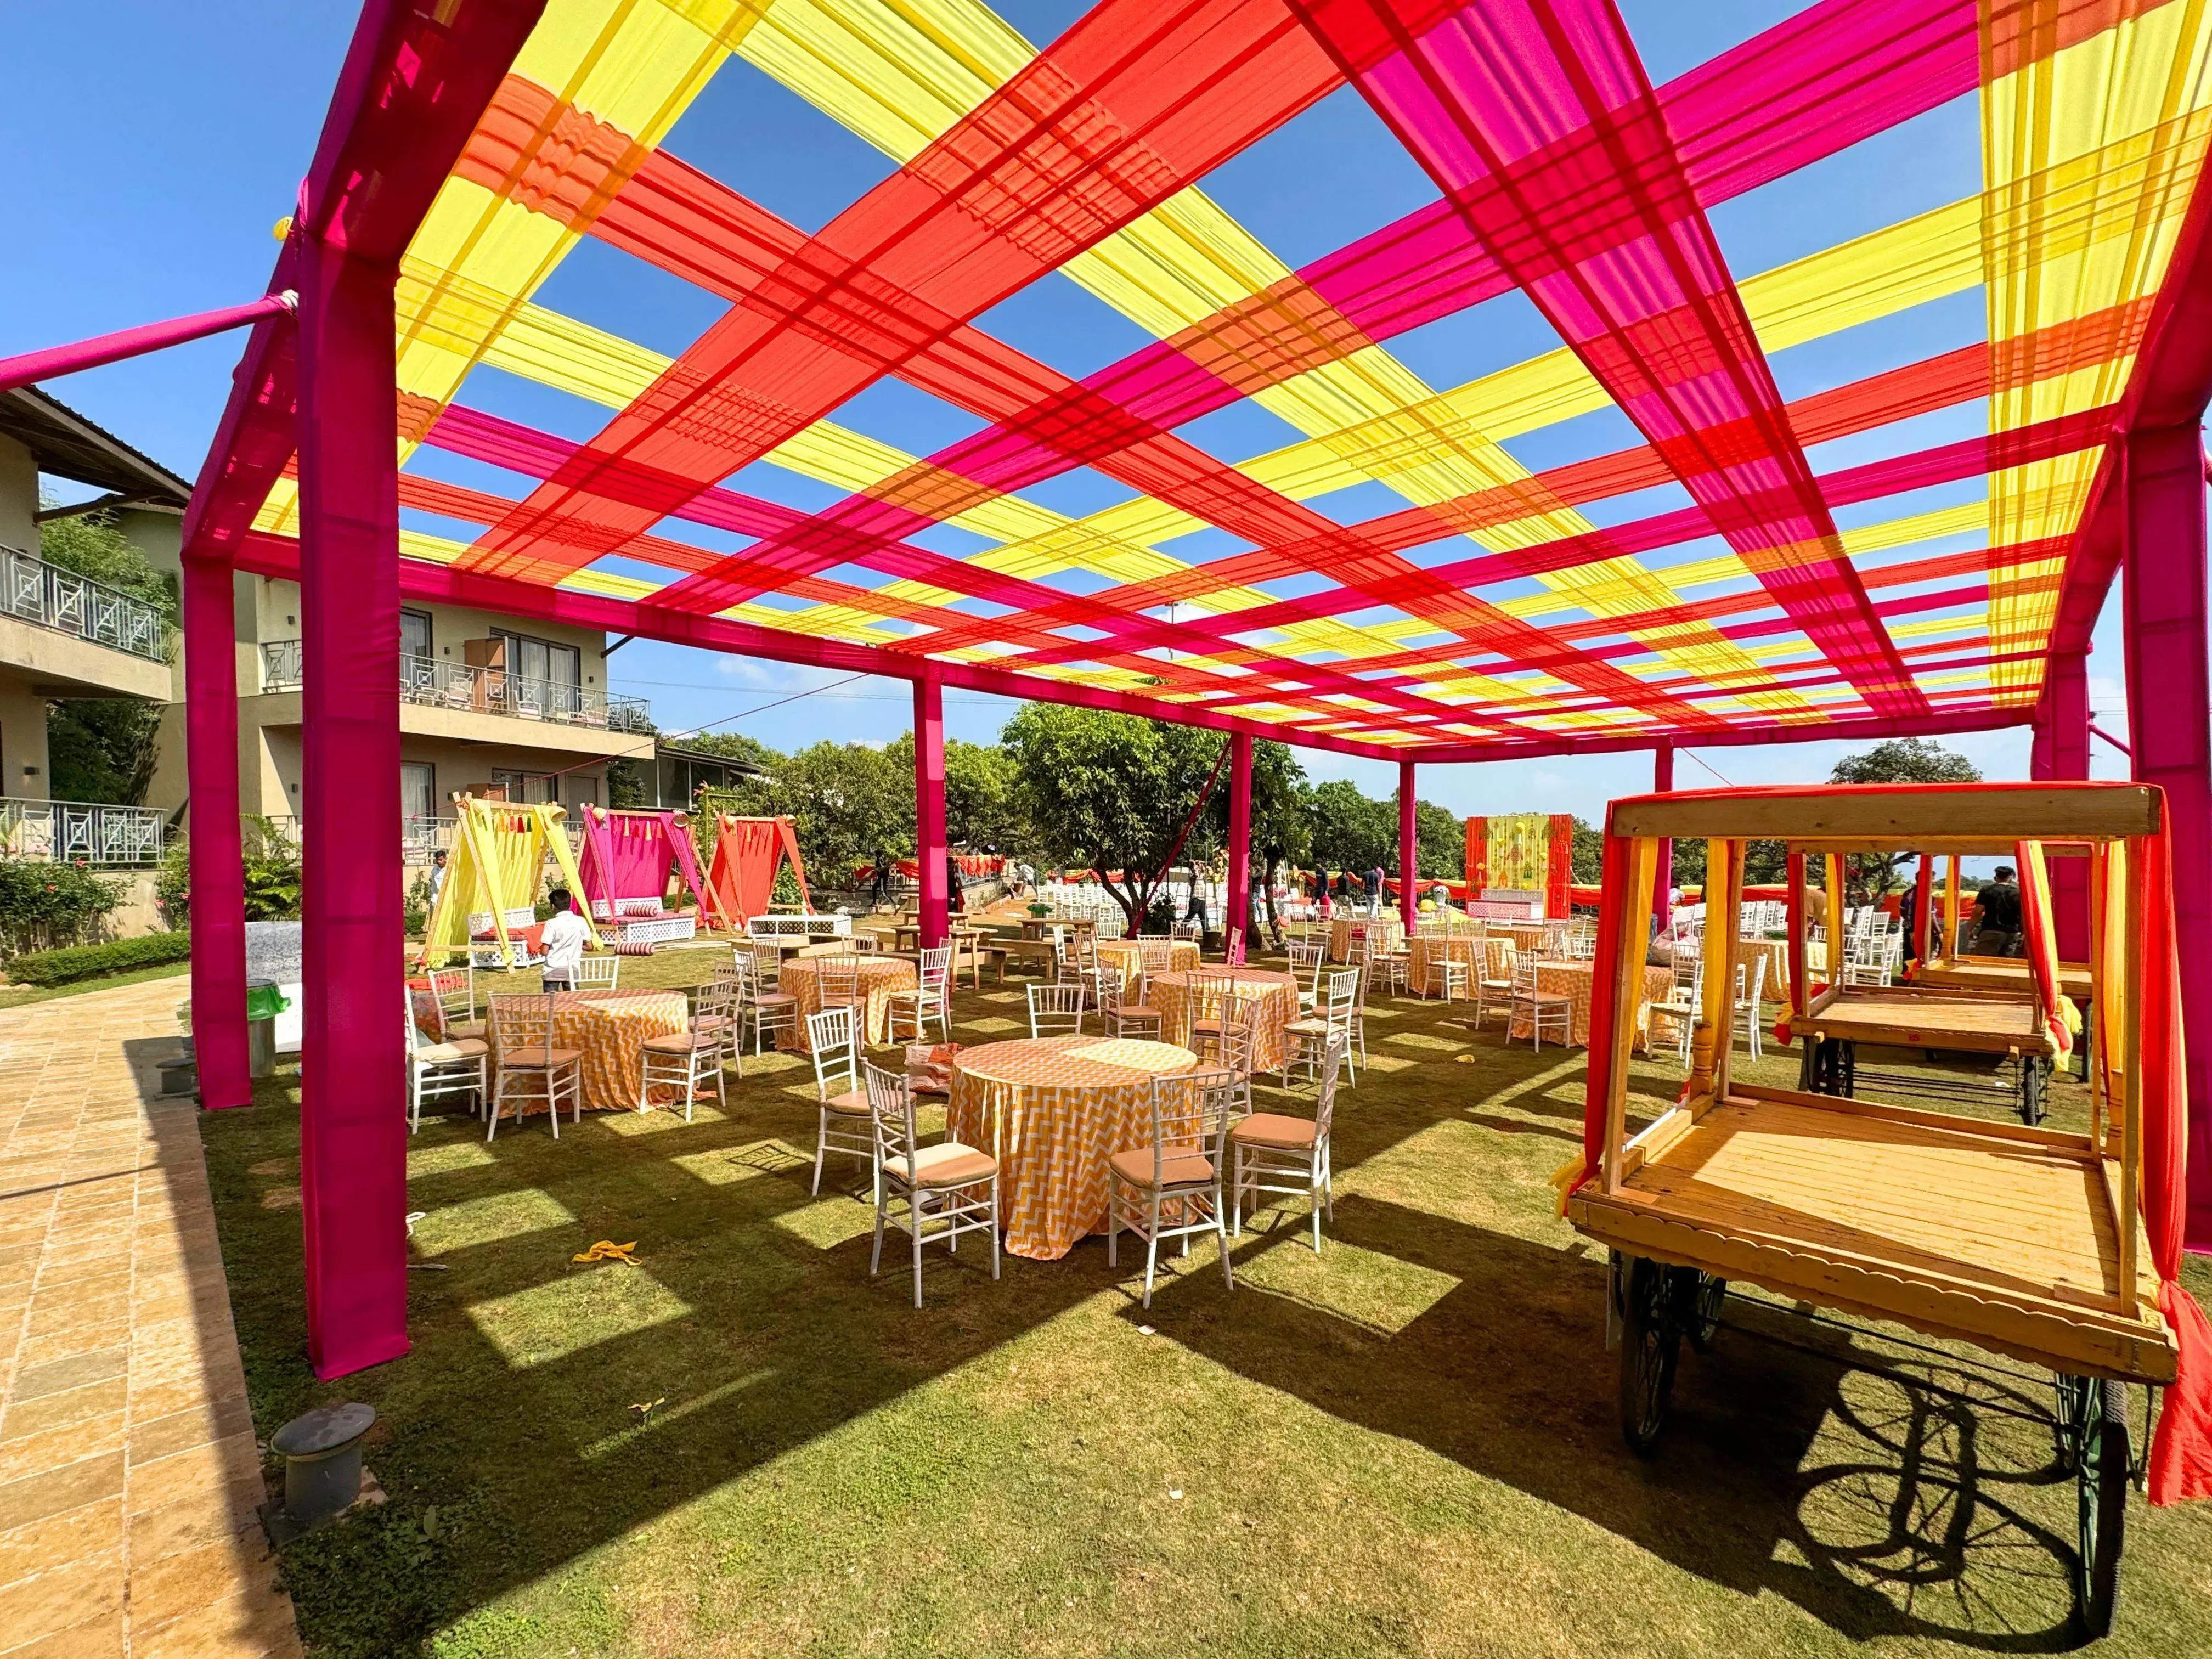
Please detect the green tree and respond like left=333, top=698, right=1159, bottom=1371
left=945, top=738, right=1031, bottom=855
left=1829, top=738, right=1982, bottom=900
left=1412, top=798, right=1462, bottom=880
left=38, top=512, right=176, bottom=805
left=1002, top=705, right=1226, bottom=930
left=1305, top=778, right=1394, bottom=877
left=1210, top=740, right=1307, bottom=944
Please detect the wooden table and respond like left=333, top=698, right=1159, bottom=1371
left=1406, top=933, right=1508, bottom=995
left=947, top=1035, right=1198, bottom=1260
left=776, top=955, right=918, bottom=1050
left=489, top=989, right=689, bottom=1112
left=1147, top=969, right=1301, bottom=1072
left=1328, top=915, right=1403, bottom=962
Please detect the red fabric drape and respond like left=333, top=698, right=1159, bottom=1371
left=2017, top=842, right=2074, bottom=1057
left=1574, top=829, right=1637, bottom=1192
left=1464, top=815, right=1488, bottom=894
left=1546, top=815, right=1573, bottom=919
left=705, top=815, right=810, bottom=926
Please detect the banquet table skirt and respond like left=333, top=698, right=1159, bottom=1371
left=1506, top=962, right=1673, bottom=1050
left=947, top=1035, right=1199, bottom=1260
left=1147, top=969, right=1301, bottom=1072
left=1327, top=916, right=1404, bottom=962
left=1406, top=934, right=1511, bottom=993
left=489, top=989, right=689, bottom=1112
left=1094, top=938, right=1200, bottom=996
left=777, top=956, right=918, bottom=1050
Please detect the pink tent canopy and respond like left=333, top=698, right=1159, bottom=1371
left=575, top=807, right=713, bottom=924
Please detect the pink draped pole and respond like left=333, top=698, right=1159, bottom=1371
left=0, top=291, right=296, bottom=395
left=2121, top=422, right=2212, bottom=1245
left=915, top=677, right=948, bottom=948
left=296, top=235, right=408, bottom=1379
left=1651, top=742, right=1675, bottom=934
left=2031, top=651, right=2092, bottom=960
left=182, top=555, right=250, bottom=1109
left=1398, top=758, right=1418, bottom=934
left=1225, top=734, right=1252, bottom=962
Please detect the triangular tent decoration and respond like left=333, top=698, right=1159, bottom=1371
left=419, top=795, right=591, bottom=968
left=575, top=806, right=714, bottom=942
left=703, top=815, right=810, bottom=928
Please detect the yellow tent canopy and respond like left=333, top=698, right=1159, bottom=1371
left=418, top=794, right=592, bottom=969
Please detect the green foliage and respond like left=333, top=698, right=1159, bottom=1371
left=0, top=861, right=127, bottom=955
left=1305, top=777, right=1395, bottom=875
left=603, top=757, right=650, bottom=809
left=707, top=737, right=913, bottom=888
left=47, top=698, right=164, bottom=804
left=405, top=871, right=432, bottom=938
left=242, top=817, right=303, bottom=921
left=1412, top=798, right=1462, bottom=879
left=37, top=509, right=179, bottom=622
left=1829, top=739, right=1983, bottom=899
left=1002, top=705, right=1226, bottom=924
left=5, top=926, right=186, bottom=985
left=155, top=831, right=191, bottom=927
left=944, top=737, right=1032, bottom=853
left=1568, top=818, right=1604, bottom=885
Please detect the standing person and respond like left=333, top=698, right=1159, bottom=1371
left=945, top=850, right=966, bottom=916
left=1971, top=865, right=2023, bottom=956
left=1369, top=860, right=1387, bottom=916
left=1183, top=867, right=1210, bottom=934
left=426, top=848, right=449, bottom=911
left=1899, top=860, right=1922, bottom=967
left=538, top=888, right=591, bottom=992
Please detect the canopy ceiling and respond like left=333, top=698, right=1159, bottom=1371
left=188, top=0, right=2212, bottom=764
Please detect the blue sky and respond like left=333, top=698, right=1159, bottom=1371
left=0, top=2, right=2136, bottom=828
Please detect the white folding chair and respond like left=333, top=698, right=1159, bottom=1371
left=1026, top=981, right=1086, bottom=1038
left=571, top=953, right=620, bottom=990
left=868, top=1061, right=999, bottom=1308
left=806, top=1005, right=872, bottom=1196
left=404, top=1008, right=486, bottom=1132
left=1107, top=1068, right=1237, bottom=1307
left=1232, top=1032, right=1344, bottom=1252
left=888, top=945, right=952, bottom=1043
left=487, top=992, right=582, bottom=1141
left=1509, top=952, right=1571, bottom=1051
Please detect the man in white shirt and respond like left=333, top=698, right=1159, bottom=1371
left=538, top=887, right=592, bottom=991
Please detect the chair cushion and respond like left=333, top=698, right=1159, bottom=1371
left=1117, top=1003, right=1161, bottom=1020
left=1284, top=1018, right=1332, bottom=1036
left=415, top=1039, right=487, bottom=1063
left=1107, top=1147, right=1215, bottom=1189
left=821, top=1087, right=871, bottom=1116
left=641, top=1030, right=719, bottom=1055
left=444, top=1020, right=487, bottom=1042
left=1232, top=1112, right=1319, bottom=1150
left=754, top=991, right=799, bottom=1006
left=886, top=1141, right=997, bottom=1188
left=501, top=1047, right=583, bottom=1068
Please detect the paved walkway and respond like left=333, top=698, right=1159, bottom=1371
left=0, top=978, right=302, bottom=1657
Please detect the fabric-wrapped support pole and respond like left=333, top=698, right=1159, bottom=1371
left=181, top=554, right=250, bottom=1109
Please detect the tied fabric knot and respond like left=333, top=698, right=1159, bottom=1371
left=573, top=1240, right=640, bottom=1265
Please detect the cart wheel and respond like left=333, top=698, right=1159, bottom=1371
left=2074, top=1377, right=2129, bottom=1638
left=2019, top=1059, right=2047, bottom=1127
left=1688, top=1273, right=1726, bottom=1350
left=1619, top=1256, right=1684, bottom=1456
left=2052, top=1373, right=2091, bottom=1474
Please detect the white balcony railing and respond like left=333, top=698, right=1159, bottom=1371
left=259, top=644, right=651, bottom=734
left=0, top=546, right=170, bottom=663
left=0, top=798, right=165, bottom=866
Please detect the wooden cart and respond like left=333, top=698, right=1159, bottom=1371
left=1563, top=783, right=2179, bottom=1638
left=1797, top=980, right=2064, bottom=1122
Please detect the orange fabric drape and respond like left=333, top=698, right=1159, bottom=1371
left=704, top=815, right=811, bottom=927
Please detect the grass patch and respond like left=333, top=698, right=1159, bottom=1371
left=198, top=945, right=2212, bottom=1657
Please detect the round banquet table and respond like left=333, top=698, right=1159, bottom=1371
left=947, top=1035, right=1199, bottom=1260
left=1094, top=938, right=1200, bottom=996
left=489, top=989, right=689, bottom=1112
left=1406, top=932, right=1510, bottom=994
left=1146, top=968, right=1301, bottom=1073
left=776, top=955, right=918, bottom=1050
left=1505, top=961, right=1675, bottom=1051
left=1328, top=915, right=1404, bottom=962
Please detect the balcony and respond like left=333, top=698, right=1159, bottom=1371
left=1, top=546, right=170, bottom=663
left=258, top=644, right=652, bottom=734
left=0, top=797, right=165, bottom=866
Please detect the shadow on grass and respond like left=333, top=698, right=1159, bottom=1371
left=193, top=975, right=2094, bottom=1655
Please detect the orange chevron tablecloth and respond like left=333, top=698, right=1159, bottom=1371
left=489, top=989, right=689, bottom=1113
left=1506, top=962, right=1674, bottom=1050
left=1147, top=969, right=1300, bottom=1073
left=948, top=1035, right=1199, bottom=1260
left=776, top=955, right=918, bottom=1050
left=1328, top=915, right=1404, bottom=962
left=1407, top=933, right=1513, bottom=994
left=1094, top=938, right=1200, bottom=995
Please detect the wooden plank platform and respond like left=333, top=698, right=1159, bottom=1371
left=1917, top=955, right=2094, bottom=1001
left=1568, top=1091, right=2175, bottom=1384
left=1806, top=983, right=2061, bottom=1057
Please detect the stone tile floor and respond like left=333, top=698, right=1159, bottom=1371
left=0, top=979, right=301, bottom=1657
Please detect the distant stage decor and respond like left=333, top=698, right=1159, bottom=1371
left=1464, top=814, right=1574, bottom=918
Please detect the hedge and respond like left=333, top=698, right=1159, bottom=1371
left=6, top=930, right=194, bottom=988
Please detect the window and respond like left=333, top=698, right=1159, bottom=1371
left=494, top=629, right=583, bottom=717
left=490, top=769, right=559, bottom=804
left=400, top=609, right=432, bottom=664
left=400, top=762, right=436, bottom=825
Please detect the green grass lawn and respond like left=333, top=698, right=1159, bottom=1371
left=198, top=944, right=2212, bottom=1657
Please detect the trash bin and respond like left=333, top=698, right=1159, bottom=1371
left=245, top=979, right=289, bottom=1080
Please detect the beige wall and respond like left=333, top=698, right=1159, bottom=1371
left=0, top=675, right=51, bottom=799
left=0, top=435, right=37, bottom=554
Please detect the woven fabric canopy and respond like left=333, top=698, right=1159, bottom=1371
left=191, top=0, right=2212, bottom=763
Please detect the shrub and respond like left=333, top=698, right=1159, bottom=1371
left=149, top=817, right=303, bottom=924
left=6, top=929, right=192, bottom=986
left=155, top=832, right=190, bottom=927
left=0, top=861, right=126, bottom=955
